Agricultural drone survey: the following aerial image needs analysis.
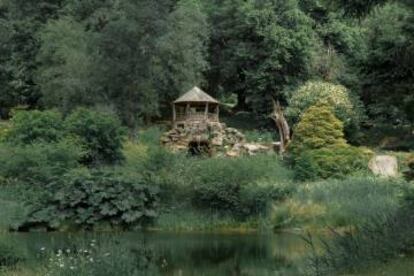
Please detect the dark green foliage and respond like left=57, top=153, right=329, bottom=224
left=5, top=110, right=64, bottom=144
left=156, top=0, right=210, bottom=104
left=65, top=108, right=126, bottom=165
left=294, top=146, right=372, bottom=180
left=0, top=140, right=82, bottom=184
left=405, top=157, right=414, bottom=182
left=0, top=241, right=25, bottom=267
left=24, top=171, right=160, bottom=230
left=207, top=0, right=318, bottom=115
left=360, top=2, right=414, bottom=124
left=36, top=16, right=98, bottom=114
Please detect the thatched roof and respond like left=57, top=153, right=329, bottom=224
left=174, top=86, right=219, bottom=104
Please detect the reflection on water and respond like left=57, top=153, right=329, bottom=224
left=3, top=232, right=309, bottom=275
left=4, top=232, right=413, bottom=275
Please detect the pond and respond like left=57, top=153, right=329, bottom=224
left=2, top=232, right=414, bottom=275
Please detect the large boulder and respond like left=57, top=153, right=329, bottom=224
left=242, top=143, right=271, bottom=155
left=368, top=155, right=399, bottom=177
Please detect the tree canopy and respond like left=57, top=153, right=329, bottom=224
left=0, top=0, right=412, bottom=128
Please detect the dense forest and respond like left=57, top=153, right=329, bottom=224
left=0, top=0, right=413, bottom=128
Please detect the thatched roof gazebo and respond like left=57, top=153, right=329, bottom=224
left=172, top=86, right=220, bottom=128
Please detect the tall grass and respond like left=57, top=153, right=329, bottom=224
left=272, top=177, right=404, bottom=229
left=304, top=180, right=414, bottom=275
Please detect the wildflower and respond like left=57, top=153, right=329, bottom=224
left=66, top=249, right=71, bottom=253
left=40, top=247, right=46, bottom=251
left=70, top=266, right=75, bottom=270
left=59, top=264, right=64, bottom=268
left=89, top=257, right=94, bottom=263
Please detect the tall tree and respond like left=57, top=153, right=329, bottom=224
left=360, top=2, right=414, bottom=123
left=93, top=0, right=171, bottom=126
left=36, top=17, right=97, bottom=114
left=0, top=0, right=64, bottom=116
left=206, top=0, right=318, bottom=116
left=156, top=0, right=210, bottom=106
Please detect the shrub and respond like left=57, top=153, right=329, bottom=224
left=65, top=108, right=126, bottom=165
left=273, top=177, right=403, bottom=229
left=23, top=170, right=160, bottom=230
left=192, top=155, right=291, bottom=218
left=294, top=145, right=373, bottom=180
left=5, top=110, right=64, bottom=145
left=0, top=140, right=83, bottom=185
left=404, top=156, right=414, bottom=181
left=289, top=104, right=347, bottom=158
left=286, top=80, right=364, bottom=130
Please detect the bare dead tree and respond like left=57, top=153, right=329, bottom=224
left=270, top=99, right=291, bottom=155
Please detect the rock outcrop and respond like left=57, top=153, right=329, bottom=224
left=161, top=122, right=245, bottom=155
left=161, top=122, right=274, bottom=156
left=368, top=155, right=399, bottom=177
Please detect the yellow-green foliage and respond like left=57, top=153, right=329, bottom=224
left=286, top=80, right=363, bottom=127
left=294, top=146, right=373, bottom=180
left=290, top=104, right=373, bottom=180
left=290, top=104, right=347, bottom=157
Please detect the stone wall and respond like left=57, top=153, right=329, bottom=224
left=161, top=122, right=275, bottom=156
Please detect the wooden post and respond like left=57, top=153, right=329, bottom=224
left=204, top=103, right=209, bottom=121
left=216, top=105, right=220, bottom=121
left=172, top=103, right=176, bottom=128
left=185, top=103, right=190, bottom=117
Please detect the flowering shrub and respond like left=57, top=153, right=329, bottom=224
left=286, top=81, right=364, bottom=131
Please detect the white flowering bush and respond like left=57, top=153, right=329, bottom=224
left=286, top=81, right=365, bottom=130
left=42, top=239, right=159, bottom=276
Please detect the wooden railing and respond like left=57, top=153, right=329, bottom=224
left=176, top=112, right=219, bottom=122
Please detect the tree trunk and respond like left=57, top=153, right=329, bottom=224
left=270, top=99, right=291, bottom=155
